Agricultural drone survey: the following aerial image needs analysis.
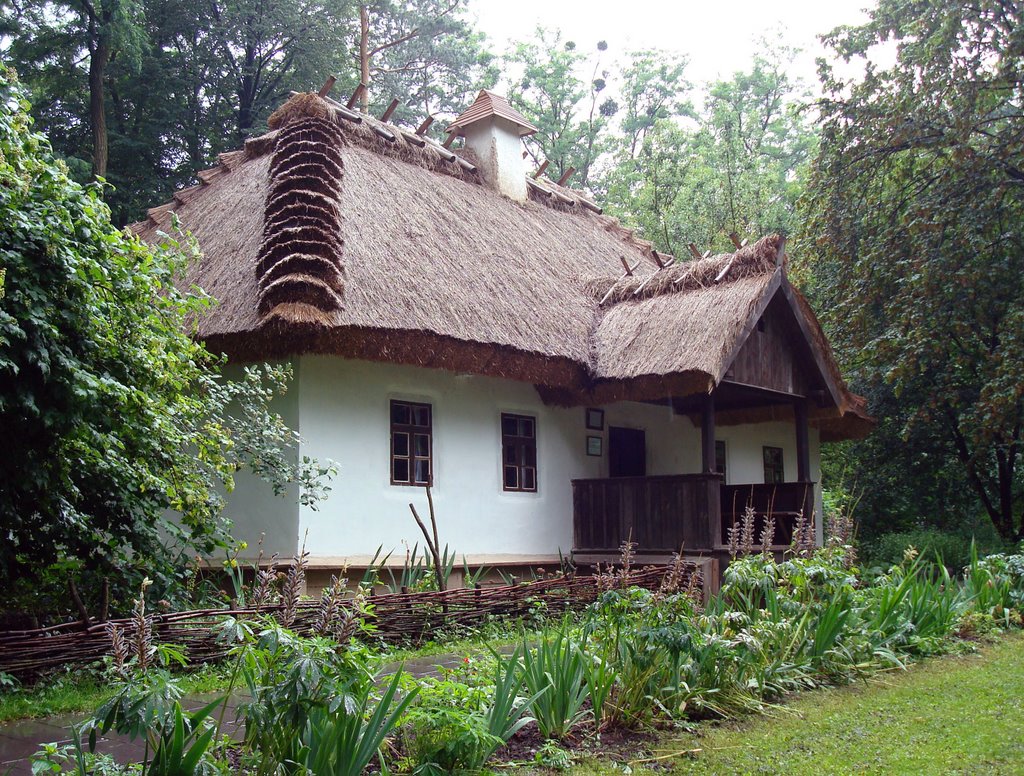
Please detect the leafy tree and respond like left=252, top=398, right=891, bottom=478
left=804, top=0, right=1024, bottom=542
left=1, top=0, right=147, bottom=178
left=354, top=0, right=497, bottom=125
left=616, top=49, right=690, bottom=160
left=0, top=69, right=333, bottom=623
left=602, top=45, right=812, bottom=256
left=504, top=28, right=618, bottom=188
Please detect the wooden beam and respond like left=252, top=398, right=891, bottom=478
left=729, top=232, right=743, bottom=249
left=346, top=83, right=367, bottom=109
left=442, top=133, right=456, bottom=149
left=306, top=92, right=363, bottom=123
left=688, top=243, right=703, bottom=260
left=380, top=98, right=400, bottom=122
left=415, top=115, right=435, bottom=135
left=620, top=256, right=635, bottom=275
left=556, top=166, right=576, bottom=186
left=701, top=391, right=716, bottom=474
left=318, top=75, right=337, bottom=98
left=794, top=398, right=811, bottom=482
left=775, top=235, right=787, bottom=267
left=533, top=160, right=550, bottom=179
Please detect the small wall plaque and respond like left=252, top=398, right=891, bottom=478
left=585, top=408, right=604, bottom=430
left=586, top=435, right=603, bottom=457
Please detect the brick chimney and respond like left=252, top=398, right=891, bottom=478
left=446, top=90, right=538, bottom=202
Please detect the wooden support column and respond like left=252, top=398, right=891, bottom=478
left=794, top=397, right=810, bottom=483
left=701, top=391, right=716, bottom=474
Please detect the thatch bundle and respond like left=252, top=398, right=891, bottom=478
left=257, top=115, right=346, bottom=325
left=587, top=234, right=784, bottom=306
left=268, top=92, right=334, bottom=129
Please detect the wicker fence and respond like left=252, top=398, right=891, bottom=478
left=0, top=566, right=697, bottom=679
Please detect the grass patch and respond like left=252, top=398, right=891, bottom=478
left=0, top=663, right=233, bottom=723
left=560, top=632, right=1024, bottom=775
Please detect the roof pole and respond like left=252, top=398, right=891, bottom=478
left=701, top=391, right=716, bottom=474
left=795, top=397, right=810, bottom=483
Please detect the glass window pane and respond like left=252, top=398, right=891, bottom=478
left=414, top=433, right=429, bottom=457
left=504, top=444, right=517, bottom=465
left=392, top=457, right=409, bottom=483
left=391, top=402, right=410, bottom=425
left=520, top=418, right=534, bottom=438
left=522, top=467, right=536, bottom=491
left=504, top=466, right=518, bottom=489
left=413, top=406, right=430, bottom=427
left=414, top=458, right=430, bottom=484
left=393, top=432, right=409, bottom=457
left=502, top=416, right=517, bottom=437
left=524, top=445, right=536, bottom=467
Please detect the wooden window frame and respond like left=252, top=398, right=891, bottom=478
left=501, top=413, right=538, bottom=493
left=390, top=400, right=432, bottom=486
left=763, top=445, right=785, bottom=484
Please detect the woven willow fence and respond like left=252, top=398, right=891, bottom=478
left=0, top=566, right=698, bottom=679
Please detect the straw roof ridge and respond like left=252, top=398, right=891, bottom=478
left=256, top=113, right=346, bottom=326
left=131, top=91, right=665, bottom=271
left=586, top=234, right=783, bottom=306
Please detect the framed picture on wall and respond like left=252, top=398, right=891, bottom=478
left=586, top=435, right=603, bottom=457
left=585, top=408, right=604, bottom=430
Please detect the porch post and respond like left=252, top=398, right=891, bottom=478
left=701, top=391, right=716, bottom=474
left=794, top=397, right=810, bottom=483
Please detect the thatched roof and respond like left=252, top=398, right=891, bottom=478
left=133, top=92, right=871, bottom=439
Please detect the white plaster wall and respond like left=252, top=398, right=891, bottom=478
left=463, top=118, right=528, bottom=201
left=219, top=362, right=301, bottom=559
left=275, top=356, right=825, bottom=559
left=297, top=356, right=591, bottom=558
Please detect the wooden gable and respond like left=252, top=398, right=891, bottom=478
left=719, top=284, right=842, bottom=407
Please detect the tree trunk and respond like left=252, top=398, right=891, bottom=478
left=237, top=44, right=258, bottom=143
left=359, top=5, right=370, bottom=112
left=88, top=34, right=111, bottom=179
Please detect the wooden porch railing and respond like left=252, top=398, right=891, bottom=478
left=572, top=474, right=722, bottom=554
left=720, top=481, right=815, bottom=547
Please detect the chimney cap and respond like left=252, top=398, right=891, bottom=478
left=446, top=90, right=538, bottom=137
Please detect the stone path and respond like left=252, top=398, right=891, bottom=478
left=0, top=652, right=469, bottom=774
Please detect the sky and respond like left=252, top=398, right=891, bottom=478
left=466, top=0, right=876, bottom=90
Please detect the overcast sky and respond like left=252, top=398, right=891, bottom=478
left=466, top=0, right=875, bottom=90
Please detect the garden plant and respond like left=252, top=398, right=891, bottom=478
left=27, top=519, right=1024, bottom=774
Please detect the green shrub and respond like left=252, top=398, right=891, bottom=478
left=518, top=622, right=588, bottom=740
left=862, top=528, right=1005, bottom=572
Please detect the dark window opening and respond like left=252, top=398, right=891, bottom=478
left=715, top=440, right=727, bottom=481
left=609, top=427, right=646, bottom=477
left=763, top=446, right=785, bottom=484
left=391, top=400, right=432, bottom=486
left=501, top=413, right=537, bottom=492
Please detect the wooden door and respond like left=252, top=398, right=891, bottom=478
left=609, top=427, right=646, bottom=477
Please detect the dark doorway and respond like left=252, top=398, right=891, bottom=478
left=609, top=427, right=646, bottom=477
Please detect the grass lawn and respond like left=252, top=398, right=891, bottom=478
left=563, top=632, right=1024, bottom=775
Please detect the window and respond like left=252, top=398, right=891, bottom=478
left=763, top=446, right=785, bottom=484
left=501, top=413, right=537, bottom=492
left=715, top=440, right=727, bottom=481
left=391, top=400, right=432, bottom=485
